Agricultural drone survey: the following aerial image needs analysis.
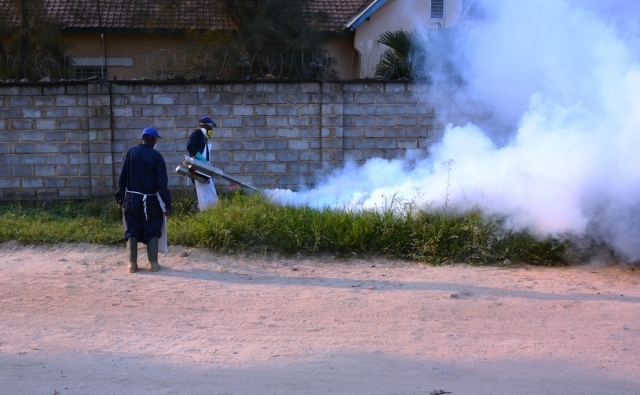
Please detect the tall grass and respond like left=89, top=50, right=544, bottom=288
left=0, top=199, right=123, bottom=244
left=0, top=189, right=567, bottom=266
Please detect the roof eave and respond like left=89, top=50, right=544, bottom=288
left=60, top=26, right=192, bottom=34
left=344, top=0, right=387, bottom=31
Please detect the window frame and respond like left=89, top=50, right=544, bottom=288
left=73, top=66, right=107, bottom=80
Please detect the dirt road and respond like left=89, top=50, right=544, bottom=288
left=1, top=241, right=639, bottom=394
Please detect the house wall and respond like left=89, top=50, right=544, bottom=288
left=0, top=80, right=455, bottom=201
left=353, top=0, right=463, bottom=77
left=64, top=32, right=191, bottom=80
left=63, top=31, right=360, bottom=81
left=324, top=33, right=359, bottom=79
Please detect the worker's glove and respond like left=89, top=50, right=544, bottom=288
left=194, top=152, right=206, bottom=162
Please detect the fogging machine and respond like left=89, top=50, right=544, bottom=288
left=175, top=155, right=259, bottom=192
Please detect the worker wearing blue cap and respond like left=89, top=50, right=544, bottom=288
left=115, top=126, right=173, bottom=273
left=186, top=116, right=217, bottom=212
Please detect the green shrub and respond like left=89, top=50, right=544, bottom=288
left=0, top=190, right=568, bottom=266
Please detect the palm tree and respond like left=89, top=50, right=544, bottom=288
left=374, top=30, right=416, bottom=80
left=420, top=25, right=463, bottom=85
left=374, top=26, right=463, bottom=84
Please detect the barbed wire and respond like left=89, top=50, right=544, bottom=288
left=0, top=49, right=390, bottom=82
left=0, top=53, right=75, bottom=82
left=133, top=49, right=344, bottom=81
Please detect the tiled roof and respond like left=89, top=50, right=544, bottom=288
left=0, top=0, right=373, bottom=32
left=312, top=0, right=374, bottom=29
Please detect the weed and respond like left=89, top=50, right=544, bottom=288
left=0, top=188, right=568, bottom=266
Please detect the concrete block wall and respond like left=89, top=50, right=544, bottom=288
left=0, top=80, right=448, bottom=201
left=0, top=83, right=97, bottom=201
left=340, top=83, right=445, bottom=162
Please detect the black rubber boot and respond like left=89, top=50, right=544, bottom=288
left=127, top=237, right=138, bottom=273
left=147, top=237, right=160, bottom=272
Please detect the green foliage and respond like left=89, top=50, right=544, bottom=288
left=170, top=188, right=200, bottom=216
left=416, top=26, right=464, bottom=84
left=391, top=209, right=565, bottom=265
left=0, top=191, right=568, bottom=266
left=0, top=199, right=122, bottom=244
left=375, top=27, right=464, bottom=84
left=375, top=30, right=418, bottom=80
left=156, top=0, right=335, bottom=79
left=0, top=0, right=74, bottom=80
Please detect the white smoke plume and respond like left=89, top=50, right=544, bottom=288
left=267, top=0, right=640, bottom=262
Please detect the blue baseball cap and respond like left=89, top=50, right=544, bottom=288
left=199, top=116, right=216, bottom=126
left=142, top=126, right=161, bottom=139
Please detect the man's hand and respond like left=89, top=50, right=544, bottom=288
left=164, top=210, right=172, bottom=217
left=117, top=200, right=123, bottom=209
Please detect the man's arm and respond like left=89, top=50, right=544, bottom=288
left=114, top=153, right=129, bottom=204
left=187, top=130, right=205, bottom=157
left=155, top=155, right=172, bottom=214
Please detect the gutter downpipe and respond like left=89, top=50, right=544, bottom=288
left=96, top=0, right=106, bottom=79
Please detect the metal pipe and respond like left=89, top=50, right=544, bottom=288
left=179, top=156, right=259, bottom=192
left=175, top=163, right=211, bottom=184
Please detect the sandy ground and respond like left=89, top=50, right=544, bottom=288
left=1, top=241, right=639, bottom=395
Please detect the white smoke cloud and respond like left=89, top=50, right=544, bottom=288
left=266, top=0, right=640, bottom=262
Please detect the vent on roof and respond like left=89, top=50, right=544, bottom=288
left=431, top=0, right=444, bottom=19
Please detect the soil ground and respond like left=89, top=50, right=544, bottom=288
left=1, top=241, right=639, bottom=395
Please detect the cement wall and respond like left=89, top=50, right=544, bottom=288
left=0, top=80, right=449, bottom=201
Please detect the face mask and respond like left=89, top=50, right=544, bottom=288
left=201, top=127, right=213, bottom=138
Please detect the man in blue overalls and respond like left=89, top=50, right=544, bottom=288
left=115, top=126, right=173, bottom=273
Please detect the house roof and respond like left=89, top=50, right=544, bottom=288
left=0, top=0, right=374, bottom=32
left=311, top=0, right=375, bottom=30
left=344, top=0, right=386, bottom=31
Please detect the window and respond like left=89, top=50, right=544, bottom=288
left=73, top=66, right=107, bottom=80
left=431, top=0, right=444, bottom=19
left=70, top=57, right=132, bottom=79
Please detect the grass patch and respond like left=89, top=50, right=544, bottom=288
left=0, top=199, right=123, bottom=244
left=0, top=189, right=568, bottom=266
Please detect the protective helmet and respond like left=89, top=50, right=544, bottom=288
left=198, top=116, right=216, bottom=127
left=142, top=126, right=161, bottom=139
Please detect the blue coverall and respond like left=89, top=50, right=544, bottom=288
left=187, top=128, right=209, bottom=161
left=114, top=144, right=173, bottom=244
